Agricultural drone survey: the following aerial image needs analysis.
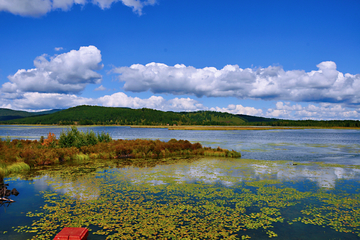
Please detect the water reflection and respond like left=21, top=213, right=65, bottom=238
left=3, top=157, right=360, bottom=239
left=15, top=158, right=360, bottom=205
left=181, top=159, right=355, bottom=189
left=33, top=176, right=100, bottom=201
left=42, top=158, right=359, bottom=190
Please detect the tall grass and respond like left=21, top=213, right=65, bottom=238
left=0, top=162, right=30, bottom=178
left=0, top=165, right=5, bottom=179
left=73, top=153, right=90, bottom=162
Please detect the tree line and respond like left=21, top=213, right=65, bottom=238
left=1, top=105, right=359, bottom=127
left=1, top=106, right=246, bottom=126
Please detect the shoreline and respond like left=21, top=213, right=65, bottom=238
left=1, top=124, right=360, bottom=130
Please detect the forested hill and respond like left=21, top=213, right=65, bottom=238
left=236, top=114, right=278, bottom=123
left=1, top=105, right=359, bottom=127
left=0, top=105, right=248, bottom=125
left=0, top=108, right=61, bottom=121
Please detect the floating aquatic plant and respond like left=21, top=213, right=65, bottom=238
left=8, top=158, right=360, bottom=239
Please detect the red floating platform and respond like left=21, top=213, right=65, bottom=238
left=54, top=227, right=89, bottom=240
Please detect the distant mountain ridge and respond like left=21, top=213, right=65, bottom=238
left=0, top=105, right=359, bottom=128
left=0, top=108, right=62, bottom=121
left=0, top=105, right=268, bottom=125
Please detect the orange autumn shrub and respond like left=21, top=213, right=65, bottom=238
left=19, top=148, right=37, bottom=165
left=42, top=132, right=57, bottom=147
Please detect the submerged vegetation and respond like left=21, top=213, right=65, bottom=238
left=0, top=127, right=240, bottom=179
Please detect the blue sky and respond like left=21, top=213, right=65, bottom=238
left=0, top=0, right=359, bottom=120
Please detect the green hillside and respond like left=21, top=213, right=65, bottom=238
left=238, top=114, right=360, bottom=128
left=236, top=114, right=278, bottom=123
left=262, top=119, right=360, bottom=128
left=1, top=105, right=359, bottom=127
left=0, top=108, right=62, bottom=121
left=0, top=108, right=34, bottom=121
left=0, top=105, right=246, bottom=126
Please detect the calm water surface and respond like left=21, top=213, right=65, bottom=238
left=1, top=126, right=360, bottom=239
left=1, top=125, right=360, bottom=164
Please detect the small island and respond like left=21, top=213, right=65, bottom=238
left=0, top=127, right=241, bottom=179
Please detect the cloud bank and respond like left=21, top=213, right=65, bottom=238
left=210, top=102, right=359, bottom=120
left=1, top=45, right=103, bottom=95
left=0, top=0, right=156, bottom=16
left=0, top=45, right=359, bottom=120
left=1, top=90, right=358, bottom=120
left=266, top=102, right=359, bottom=120
left=114, top=61, right=360, bottom=107
left=0, top=92, right=206, bottom=113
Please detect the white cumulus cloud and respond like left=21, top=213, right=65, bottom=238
left=0, top=0, right=156, bottom=16
left=0, top=0, right=52, bottom=16
left=1, top=91, right=359, bottom=120
left=1, top=45, right=103, bottom=95
left=94, top=0, right=156, bottom=15
left=266, top=102, right=360, bottom=120
left=211, top=104, right=263, bottom=116
left=97, top=92, right=205, bottom=111
left=1, top=92, right=206, bottom=112
left=114, top=61, right=360, bottom=107
left=94, top=85, right=107, bottom=91
left=1, top=92, right=94, bottom=110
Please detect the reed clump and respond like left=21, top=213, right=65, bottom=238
left=0, top=127, right=241, bottom=176
left=0, top=162, right=31, bottom=179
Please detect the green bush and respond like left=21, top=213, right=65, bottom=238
left=97, top=131, right=112, bottom=143
left=87, top=130, right=98, bottom=146
left=58, top=126, right=77, bottom=148
left=58, top=127, right=111, bottom=148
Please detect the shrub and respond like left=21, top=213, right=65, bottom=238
left=5, top=136, right=11, bottom=145
left=86, top=130, right=98, bottom=146
left=59, top=127, right=110, bottom=148
left=73, top=131, right=88, bottom=149
left=42, top=132, right=57, bottom=148
left=58, top=127, right=77, bottom=148
left=19, top=148, right=37, bottom=163
left=97, top=131, right=112, bottom=143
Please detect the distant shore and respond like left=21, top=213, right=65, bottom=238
left=130, top=125, right=360, bottom=130
left=1, top=124, right=360, bottom=131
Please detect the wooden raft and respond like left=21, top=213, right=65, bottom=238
left=54, top=227, right=89, bottom=240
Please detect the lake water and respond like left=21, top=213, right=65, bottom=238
left=1, top=125, right=360, bottom=165
left=1, top=126, right=360, bottom=239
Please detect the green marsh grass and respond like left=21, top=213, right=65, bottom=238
left=0, top=162, right=30, bottom=178
left=74, top=153, right=90, bottom=162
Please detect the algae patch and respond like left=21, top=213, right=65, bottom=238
left=8, top=158, right=360, bottom=239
